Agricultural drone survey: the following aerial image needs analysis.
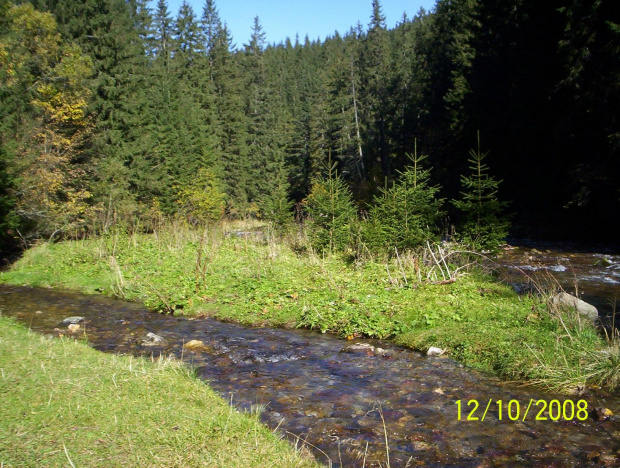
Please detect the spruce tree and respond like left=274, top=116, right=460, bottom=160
left=452, top=132, right=509, bottom=252
left=305, top=160, right=357, bottom=253
left=368, top=142, right=444, bottom=251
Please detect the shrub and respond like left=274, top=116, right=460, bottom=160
left=452, top=133, right=509, bottom=252
left=366, top=144, right=444, bottom=252
left=304, top=162, right=356, bottom=253
left=175, top=168, right=225, bottom=224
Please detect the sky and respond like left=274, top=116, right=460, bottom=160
left=153, top=0, right=436, bottom=47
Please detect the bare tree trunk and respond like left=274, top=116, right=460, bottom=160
left=351, top=62, right=366, bottom=180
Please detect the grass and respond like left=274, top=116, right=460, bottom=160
left=0, top=316, right=319, bottom=467
left=0, top=222, right=616, bottom=392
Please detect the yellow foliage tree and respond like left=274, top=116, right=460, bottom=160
left=175, top=169, right=225, bottom=224
left=1, top=4, right=94, bottom=239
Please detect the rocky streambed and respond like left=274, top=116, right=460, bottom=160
left=1, top=284, right=620, bottom=467
left=495, top=243, right=619, bottom=320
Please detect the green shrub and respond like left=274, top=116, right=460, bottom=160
left=258, top=164, right=293, bottom=233
left=366, top=145, right=444, bottom=252
left=304, top=162, right=356, bottom=253
left=175, top=168, right=225, bottom=224
left=452, top=133, right=509, bottom=252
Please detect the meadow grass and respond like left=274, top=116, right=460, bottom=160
left=0, top=316, right=320, bottom=467
left=0, top=222, right=614, bottom=392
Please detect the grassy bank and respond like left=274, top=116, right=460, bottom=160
left=0, top=317, right=319, bottom=467
left=1, top=223, right=616, bottom=392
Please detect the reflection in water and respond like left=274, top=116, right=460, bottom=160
left=1, top=285, right=619, bottom=467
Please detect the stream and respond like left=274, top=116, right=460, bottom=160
left=1, top=284, right=620, bottom=467
left=495, top=243, right=619, bottom=320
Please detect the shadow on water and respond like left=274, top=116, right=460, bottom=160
left=2, top=285, right=620, bottom=467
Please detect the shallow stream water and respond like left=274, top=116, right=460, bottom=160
left=494, top=244, right=619, bottom=319
left=1, top=284, right=620, bottom=467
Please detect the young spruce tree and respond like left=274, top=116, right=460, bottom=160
left=305, top=160, right=357, bottom=253
left=368, top=141, right=444, bottom=251
left=453, top=132, right=509, bottom=252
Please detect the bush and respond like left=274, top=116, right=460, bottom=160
left=366, top=145, right=444, bottom=252
left=175, top=168, right=225, bottom=224
left=452, top=133, right=509, bottom=252
left=304, top=162, right=356, bottom=253
left=258, top=164, right=293, bottom=233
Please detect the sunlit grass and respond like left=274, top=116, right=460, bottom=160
left=0, top=223, right=615, bottom=392
left=0, top=317, right=319, bottom=467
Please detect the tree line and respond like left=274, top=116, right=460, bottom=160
left=0, top=0, right=618, bottom=254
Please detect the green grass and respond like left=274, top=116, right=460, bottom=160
left=0, top=224, right=614, bottom=392
left=0, top=317, right=319, bottom=467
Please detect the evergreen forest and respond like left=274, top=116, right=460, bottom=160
left=1, top=0, right=618, bottom=255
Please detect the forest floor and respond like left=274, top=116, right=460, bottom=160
left=1, top=222, right=617, bottom=393
left=0, top=316, right=319, bottom=467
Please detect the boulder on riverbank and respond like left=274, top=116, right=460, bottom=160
left=427, top=346, right=445, bottom=356
left=550, top=292, right=598, bottom=321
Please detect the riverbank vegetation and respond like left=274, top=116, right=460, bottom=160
left=0, top=316, right=319, bottom=467
left=1, top=221, right=617, bottom=393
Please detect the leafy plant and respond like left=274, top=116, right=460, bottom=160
left=175, top=168, right=225, bottom=224
left=258, top=163, right=293, bottom=233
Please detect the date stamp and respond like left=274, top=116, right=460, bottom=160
left=456, top=399, right=589, bottom=422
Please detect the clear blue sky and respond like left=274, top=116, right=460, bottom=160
left=153, top=0, right=436, bottom=47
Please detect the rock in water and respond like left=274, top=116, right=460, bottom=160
left=67, top=324, right=81, bottom=333
left=62, top=316, right=85, bottom=325
left=551, top=292, right=598, bottom=321
left=341, top=343, right=375, bottom=354
left=184, top=339, right=208, bottom=351
left=427, top=346, right=445, bottom=356
left=142, top=332, right=166, bottom=346
left=594, top=407, right=613, bottom=421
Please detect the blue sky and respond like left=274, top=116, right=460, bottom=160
left=153, top=0, right=436, bottom=47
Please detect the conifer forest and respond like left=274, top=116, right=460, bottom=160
left=0, top=0, right=618, bottom=254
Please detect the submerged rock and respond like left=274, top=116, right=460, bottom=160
left=340, top=343, right=394, bottom=357
left=62, top=316, right=85, bottom=325
left=141, top=332, right=166, bottom=346
left=427, top=346, right=445, bottom=356
left=184, top=339, right=208, bottom=351
left=550, top=292, right=598, bottom=321
left=593, top=407, right=614, bottom=422
left=341, top=343, right=375, bottom=354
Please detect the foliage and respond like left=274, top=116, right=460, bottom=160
left=453, top=133, right=509, bottom=252
left=1, top=3, right=95, bottom=240
left=366, top=143, right=444, bottom=251
left=175, top=168, right=225, bottom=224
left=304, top=161, right=357, bottom=253
left=258, top=163, right=294, bottom=232
left=1, top=0, right=619, bottom=246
